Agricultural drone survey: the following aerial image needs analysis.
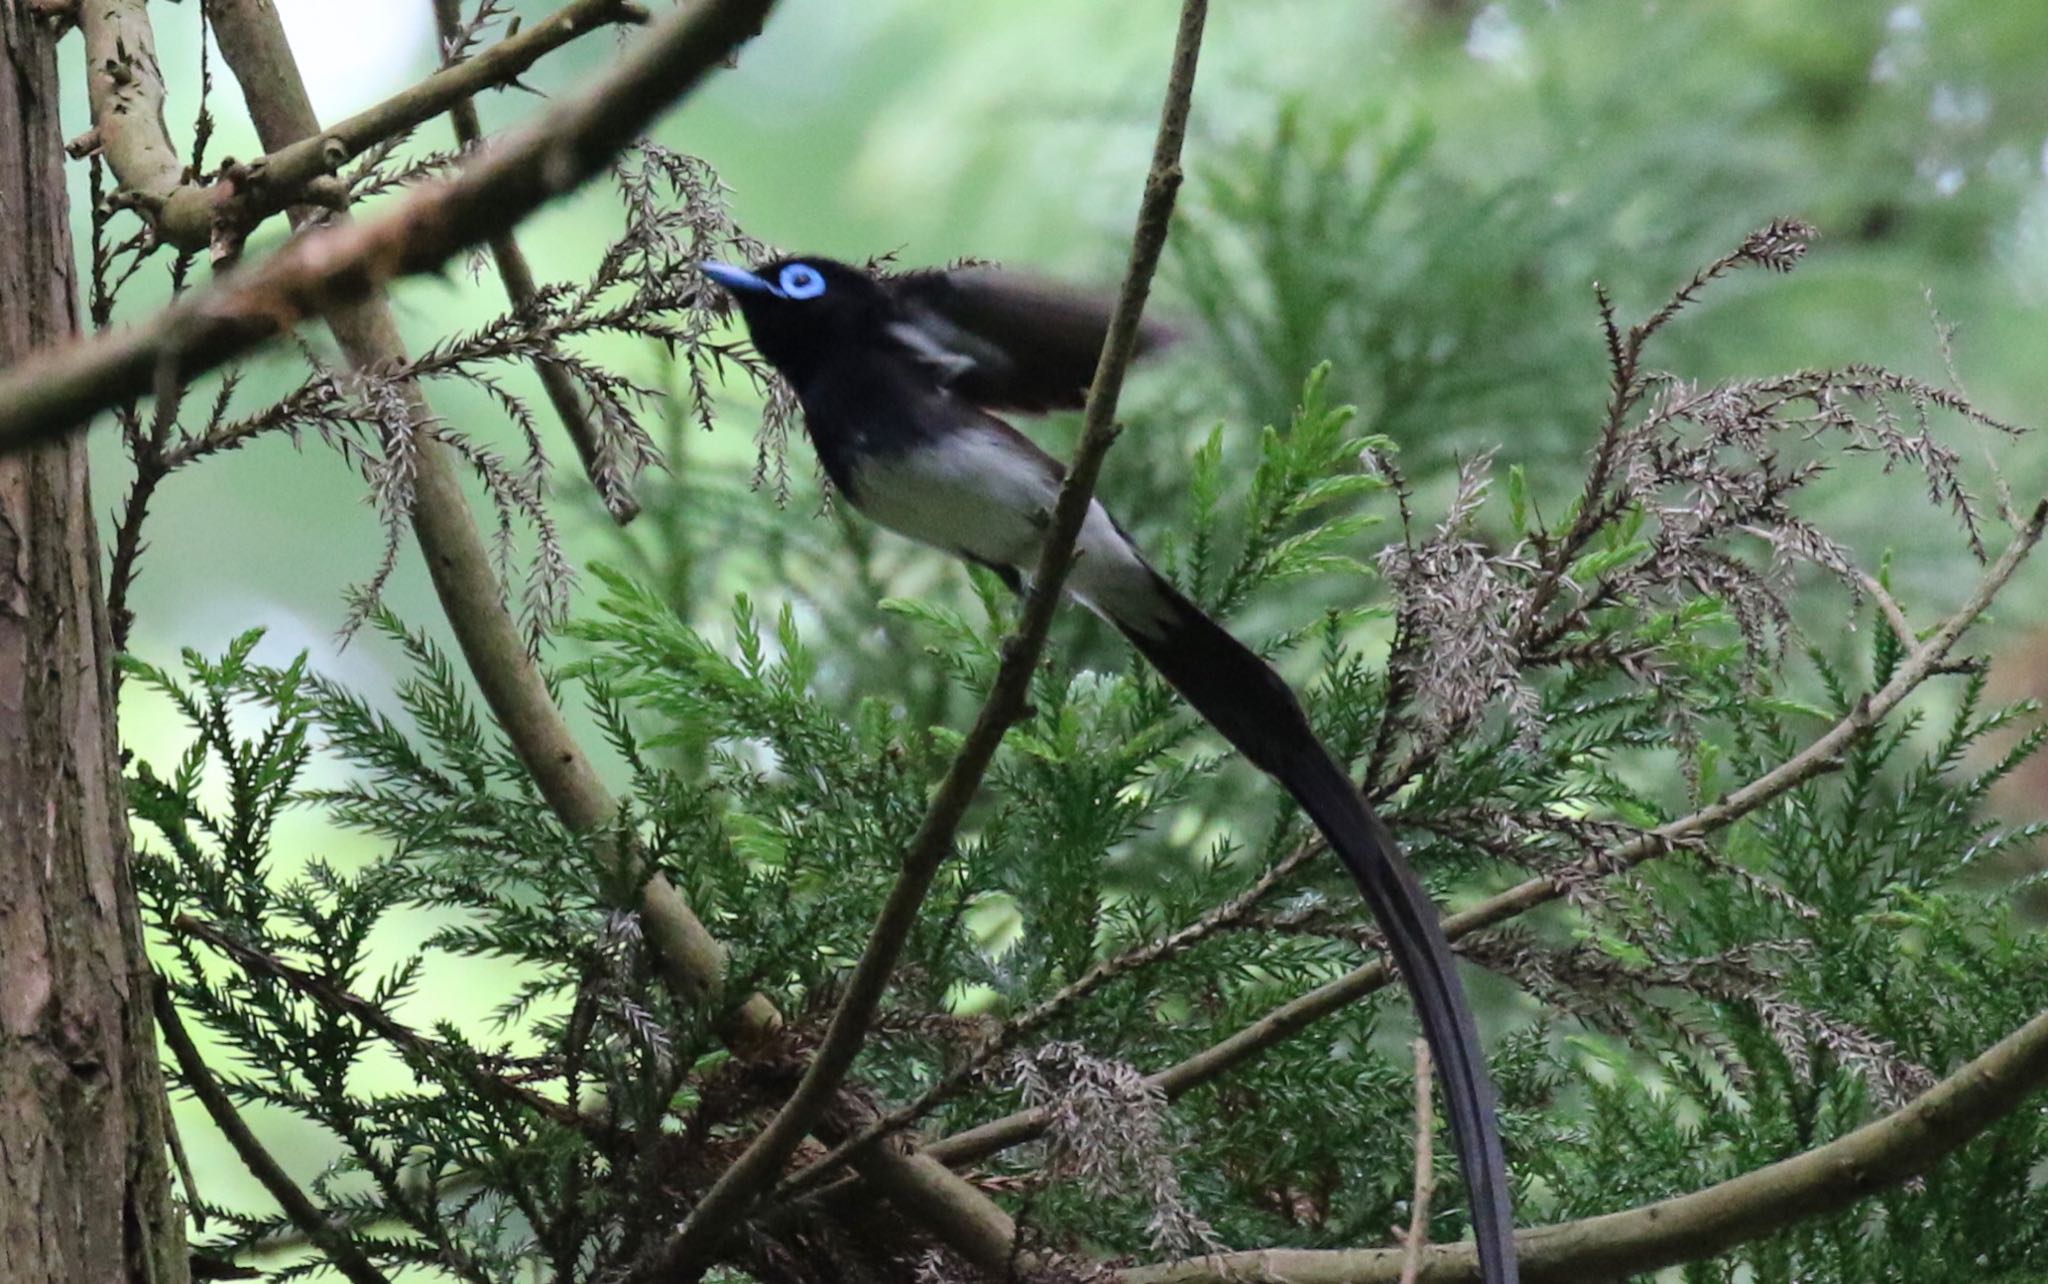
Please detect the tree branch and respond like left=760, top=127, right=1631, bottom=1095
left=633, top=2, right=1209, bottom=1277
left=1399, top=1039, right=1434, bottom=1284
left=773, top=818, right=1332, bottom=1203
left=1118, top=1001, right=2048, bottom=1283
left=123, top=0, right=648, bottom=254
left=79, top=0, right=216, bottom=240
left=0, top=0, right=771, bottom=456
left=195, top=0, right=744, bottom=1018
left=153, top=978, right=393, bottom=1284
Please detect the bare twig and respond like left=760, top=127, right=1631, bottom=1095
left=153, top=978, right=393, bottom=1284
left=79, top=0, right=208, bottom=236
left=189, top=0, right=782, bottom=1028
left=171, top=0, right=648, bottom=253
left=1927, top=287, right=2021, bottom=530
left=0, top=0, right=775, bottom=456
left=633, top=3, right=1209, bottom=1277
left=431, top=0, right=638, bottom=524
left=1855, top=567, right=1919, bottom=656
left=1399, top=1039, right=1434, bottom=1284
left=1117, top=1001, right=2048, bottom=1284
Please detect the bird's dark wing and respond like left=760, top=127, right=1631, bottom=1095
left=884, top=267, right=1178, bottom=413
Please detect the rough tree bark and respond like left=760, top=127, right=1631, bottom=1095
left=0, top=5, right=190, bottom=1281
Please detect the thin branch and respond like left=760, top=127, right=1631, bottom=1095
left=633, top=3, right=1209, bottom=1278
left=1517, top=223, right=1821, bottom=654
left=1855, top=568, right=1919, bottom=657
left=1399, top=1039, right=1434, bottom=1284
left=187, top=3, right=798, bottom=1216
left=196, top=0, right=753, bottom=1014
left=106, top=412, right=173, bottom=653
left=153, top=978, right=393, bottom=1284
left=1117, top=1001, right=2048, bottom=1284
left=919, top=497, right=2047, bottom=1172
left=773, top=829, right=1332, bottom=1203
left=84, top=0, right=192, bottom=657
left=431, top=0, right=638, bottom=524
left=1924, top=287, right=2021, bottom=530
left=0, top=0, right=774, bottom=456
left=79, top=0, right=194, bottom=223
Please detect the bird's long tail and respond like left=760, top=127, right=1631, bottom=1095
left=1112, top=571, right=1519, bottom=1283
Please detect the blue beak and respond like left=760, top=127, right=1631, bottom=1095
left=700, top=261, right=777, bottom=296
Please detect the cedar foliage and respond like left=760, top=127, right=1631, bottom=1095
left=130, top=235, right=2048, bottom=1277
left=97, top=6, right=2048, bottom=1280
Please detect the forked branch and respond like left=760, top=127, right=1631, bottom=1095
left=0, top=0, right=774, bottom=456
left=83, top=0, right=649, bottom=256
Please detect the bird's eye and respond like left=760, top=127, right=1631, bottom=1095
left=778, top=264, right=827, bottom=299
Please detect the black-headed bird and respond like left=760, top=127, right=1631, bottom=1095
left=701, top=256, right=1517, bottom=1283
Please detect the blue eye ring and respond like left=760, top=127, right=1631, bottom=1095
left=778, top=263, right=827, bottom=299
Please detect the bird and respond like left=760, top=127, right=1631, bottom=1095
left=700, top=255, right=1518, bottom=1282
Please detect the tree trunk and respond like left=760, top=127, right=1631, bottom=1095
left=0, top=5, right=189, bottom=1281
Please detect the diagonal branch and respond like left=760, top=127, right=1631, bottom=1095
left=1118, top=1001, right=2048, bottom=1283
left=774, top=818, right=1333, bottom=1203
left=0, top=0, right=772, bottom=456
left=172, top=913, right=593, bottom=1134
left=93, top=0, right=651, bottom=255
left=631, top=2, right=1210, bottom=1278
left=195, top=0, right=756, bottom=1028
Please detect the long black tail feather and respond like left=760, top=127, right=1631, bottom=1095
left=1115, top=572, right=1519, bottom=1283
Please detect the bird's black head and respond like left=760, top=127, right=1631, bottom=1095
left=704, top=253, right=1179, bottom=415
left=700, top=256, right=891, bottom=383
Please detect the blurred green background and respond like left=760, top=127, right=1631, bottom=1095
left=58, top=0, right=2048, bottom=1263
left=77, top=0, right=2048, bottom=701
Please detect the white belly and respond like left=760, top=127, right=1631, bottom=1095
left=848, top=428, right=1174, bottom=636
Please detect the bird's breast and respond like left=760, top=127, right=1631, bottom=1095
left=844, top=424, right=1175, bottom=638
left=847, top=428, right=1059, bottom=567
